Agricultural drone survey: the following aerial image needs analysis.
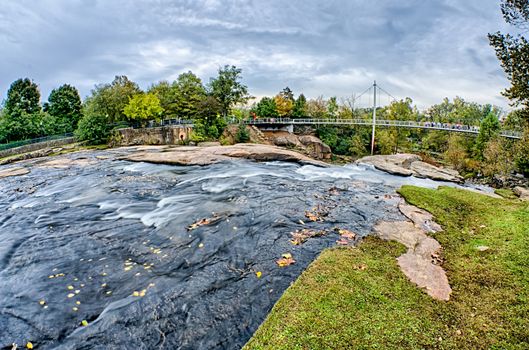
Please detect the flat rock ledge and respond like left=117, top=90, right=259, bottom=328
left=373, top=202, right=451, bottom=301
left=122, top=144, right=329, bottom=167
left=0, top=167, right=30, bottom=178
left=357, top=154, right=463, bottom=183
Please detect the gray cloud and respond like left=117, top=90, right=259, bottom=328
left=0, top=0, right=514, bottom=109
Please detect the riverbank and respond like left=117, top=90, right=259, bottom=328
left=244, top=186, right=529, bottom=349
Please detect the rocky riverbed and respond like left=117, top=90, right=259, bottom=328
left=0, top=146, right=500, bottom=349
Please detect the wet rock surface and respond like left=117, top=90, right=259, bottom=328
left=123, top=144, right=329, bottom=167
left=0, top=149, right=462, bottom=349
left=357, top=154, right=463, bottom=183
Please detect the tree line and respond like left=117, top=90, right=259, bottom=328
left=0, top=65, right=251, bottom=145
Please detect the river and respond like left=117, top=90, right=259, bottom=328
left=0, top=150, right=479, bottom=349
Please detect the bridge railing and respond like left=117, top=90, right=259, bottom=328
left=139, top=117, right=522, bottom=140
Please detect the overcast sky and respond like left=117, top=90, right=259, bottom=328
left=0, top=0, right=514, bottom=110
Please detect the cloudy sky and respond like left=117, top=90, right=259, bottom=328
left=0, top=0, right=515, bottom=110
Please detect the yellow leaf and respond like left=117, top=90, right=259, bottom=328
left=132, top=291, right=140, bottom=297
left=76, top=301, right=81, bottom=305
left=81, top=320, right=88, bottom=327
left=39, top=300, right=46, bottom=305
left=26, top=341, right=33, bottom=349
left=67, top=285, right=74, bottom=290
left=255, top=271, right=262, bottom=278
left=72, top=307, right=79, bottom=312
left=198, top=243, right=204, bottom=248
left=67, top=293, right=75, bottom=298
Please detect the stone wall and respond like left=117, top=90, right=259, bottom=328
left=117, top=126, right=193, bottom=146
left=0, top=137, right=76, bottom=159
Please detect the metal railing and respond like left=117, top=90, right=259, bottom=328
left=242, top=118, right=523, bottom=139
left=0, top=133, right=74, bottom=151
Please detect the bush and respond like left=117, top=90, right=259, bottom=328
left=235, top=124, right=250, bottom=143
left=75, top=114, right=111, bottom=145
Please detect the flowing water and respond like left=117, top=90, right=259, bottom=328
left=0, top=150, right=487, bottom=349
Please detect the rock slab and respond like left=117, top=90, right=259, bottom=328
left=123, top=144, right=329, bottom=167
left=0, top=167, right=30, bottom=178
left=357, top=154, right=463, bottom=183
left=373, top=209, right=451, bottom=301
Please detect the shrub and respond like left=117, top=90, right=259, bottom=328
left=75, top=113, right=111, bottom=145
left=235, top=124, right=250, bottom=143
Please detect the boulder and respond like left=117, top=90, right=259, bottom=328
left=299, top=135, right=332, bottom=160
left=123, top=144, right=329, bottom=167
left=409, top=161, right=463, bottom=183
left=513, top=186, right=529, bottom=201
left=356, top=154, right=463, bottom=183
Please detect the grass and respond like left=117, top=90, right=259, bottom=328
left=494, top=188, right=519, bottom=200
left=244, top=186, right=529, bottom=349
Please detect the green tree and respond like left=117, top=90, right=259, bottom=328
left=489, top=0, right=529, bottom=121
left=327, top=97, right=339, bottom=118
left=292, top=94, right=307, bottom=118
left=174, top=71, right=207, bottom=120
left=208, top=65, right=251, bottom=117
left=475, top=112, right=501, bottom=159
left=43, top=84, right=83, bottom=133
left=2, top=78, right=42, bottom=141
left=86, top=75, right=141, bottom=122
left=235, top=123, right=250, bottom=143
left=123, top=93, right=163, bottom=124
left=75, top=113, right=111, bottom=145
left=253, top=97, right=279, bottom=118
left=148, top=81, right=177, bottom=118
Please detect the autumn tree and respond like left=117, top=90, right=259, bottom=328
left=44, top=84, right=83, bottom=132
left=306, top=96, right=327, bottom=118
left=208, top=65, right=251, bottom=117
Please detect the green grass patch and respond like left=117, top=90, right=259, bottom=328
left=494, top=188, right=519, bottom=200
left=244, top=186, right=529, bottom=349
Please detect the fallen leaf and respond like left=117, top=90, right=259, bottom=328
left=255, top=271, right=262, bottom=278
left=81, top=320, right=88, bottom=327
left=132, top=291, right=140, bottom=297
left=38, top=300, right=46, bottom=306
left=276, top=253, right=296, bottom=267
left=198, top=243, right=204, bottom=248
left=72, top=307, right=78, bottom=312
left=67, top=293, right=75, bottom=298
left=26, top=342, right=33, bottom=349
left=338, top=229, right=357, bottom=240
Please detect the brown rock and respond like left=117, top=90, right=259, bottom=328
left=0, top=167, right=30, bottom=178
left=513, top=186, right=529, bottom=201
left=397, top=253, right=452, bottom=301
left=409, top=161, right=463, bottom=183
left=122, top=144, right=329, bottom=167
left=373, top=212, right=451, bottom=301
left=398, top=202, right=443, bottom=233
left=356, top=154, right=463, bottom=183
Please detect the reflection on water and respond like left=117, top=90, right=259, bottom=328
left=0, top=151, right=464, bottom=349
